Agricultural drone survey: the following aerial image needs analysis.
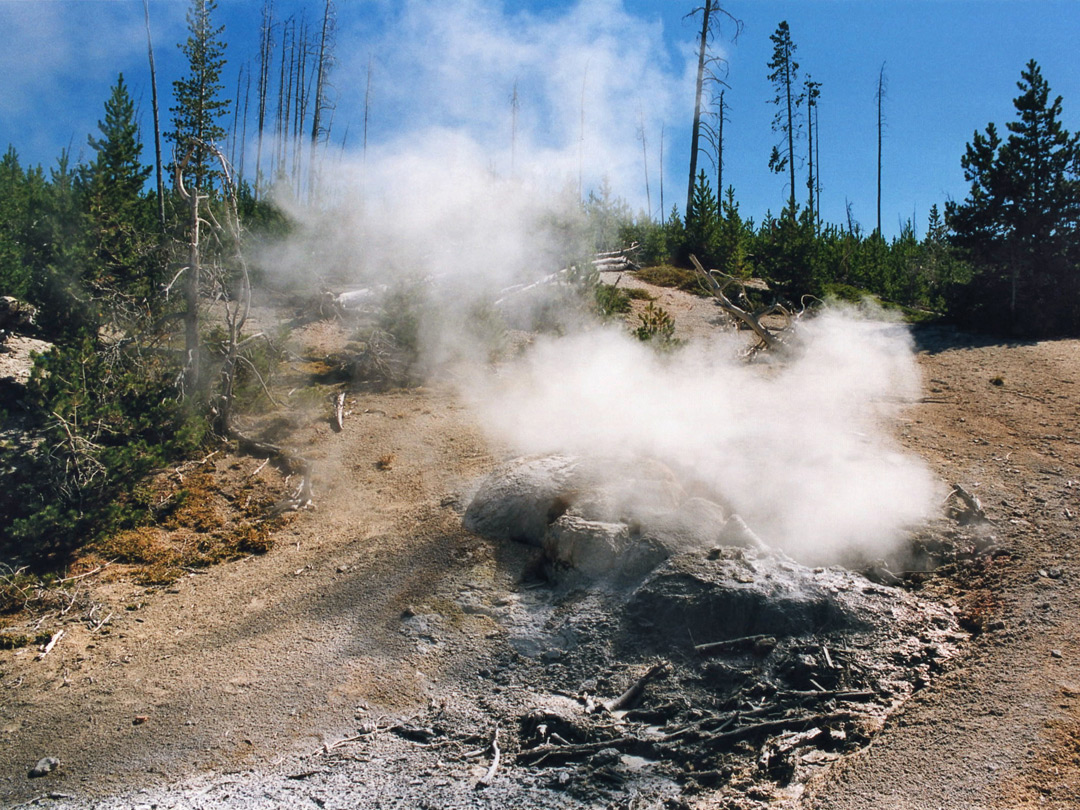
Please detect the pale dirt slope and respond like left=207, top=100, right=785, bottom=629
left=2, top=288, right=1079, bottom=808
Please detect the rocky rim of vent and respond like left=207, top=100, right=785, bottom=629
left=443, top=453, right=965, bottom=805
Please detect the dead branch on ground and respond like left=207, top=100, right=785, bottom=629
left=603, top=661, right=670, bottom=713
left=475, top=726, right=501, bottom=789
left=689, top=254, right=798, bottom=353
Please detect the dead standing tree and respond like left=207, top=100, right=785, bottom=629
left=173, top=145, right=204, bottom=396
left=685, top=1, right=741, bottom=220
left=174, top=138, right=313, bottom=509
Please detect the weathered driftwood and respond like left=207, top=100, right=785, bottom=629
left=475, top=727, right=502, bottom=789
left=689, top=254, right=794, bottom=352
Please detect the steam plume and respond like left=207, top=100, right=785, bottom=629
left=256, top=1, right=937, bottom=566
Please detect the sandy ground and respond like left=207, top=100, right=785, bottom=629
left=1, top=282, right=1079, bottom=808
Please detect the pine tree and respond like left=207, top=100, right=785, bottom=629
left=947, top=60, right=1080, bottom=334
left=169, top=0, right=230, bottom=192
left=767, top=21, right=802, bottom=221
left=685, top=170, right=720, bottom=265
left=82, top=74, right=154, bottom=296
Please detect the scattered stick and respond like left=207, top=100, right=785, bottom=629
left=475, top=726, right=501, bottom=789
left=778, top=689, right=876, bottom=702
left=56, top=560, right=115, bottom=584
left=517, top=736, right=645, bottom=767
left=36, top=630, right=65, bottom=660
left=90, top=611, right=113, bottom=633
left=694, top=634, right=775, bottom=656
left=604, top=661, right=670, bottom=713
left=690, top=711, right=857, bottom=748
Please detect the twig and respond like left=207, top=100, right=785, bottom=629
left=694, top=634, right=775, bottom=656
left=688, top=711, right=857, bottom=748
left=517, top=736, right=646, bottom=766
left=36, top=630, right=65, bottom=660
left=90, top=611, right=113, bottom=633
left=56, top=560, right=115, bottom=584
left=475, top=726, right=501, bottom=789
left=324, top=717, right=402, bottom=752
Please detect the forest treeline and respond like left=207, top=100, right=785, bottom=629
left=1, top=0, right=1079, bottom=570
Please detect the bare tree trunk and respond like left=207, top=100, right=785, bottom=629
left=362, top=57, right=372, bottom=171
left=783, top=46, right=796, bottom=219
left=175, top=149, right=202, bottom=396
left=638, top=108, right=651, bottom=220
left=278, top=19, right=293, bottom=182
left=806, top=84, right=813, bottom=224
left=510, top=79, right=519, bottom=177
left=273, top=20, right=287, bottom=181
left=717, top=90, right=724, bottom=203
left=310, top=0, right=334, bottom=201
left=230, top=64, right=244, bottom=170
left=239, top=68, right=251, bottom=184
left=815, top=100, right=821, bottom=229
left=876, top=62, right=886, bottom=238
left=659, top=123, right=665, bottom=222
left=255, top=0, right=273, bottom=199
left=687, top=0, right=712, bottom=219
left=142, top=0, right=165, bottom=231
left=292, top=17, right=308, bottom=194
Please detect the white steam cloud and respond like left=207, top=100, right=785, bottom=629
left=466, top=315, right=936, bottom=564
left=259, top=1, right=938, bottom=566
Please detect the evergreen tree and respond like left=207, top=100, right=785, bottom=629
left=82, top=74, right=156, bottom=300
left=0, top=147, right=32, bottom=300
left=947, top=60, right=1080, bottom=335
left=717, top=186, right=750, bottom=277
left=685, top=171, right=720, bottom=265
left=169, top=0, right=230, bottom=192
left=767, top=21, right=802, bottom=220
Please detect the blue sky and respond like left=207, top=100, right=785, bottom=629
left=1, top=0, right=1078, bottom=239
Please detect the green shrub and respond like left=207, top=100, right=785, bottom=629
left=634, top=302, right=682, bottom=350
left=0, top=335, right=204, bottom=567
